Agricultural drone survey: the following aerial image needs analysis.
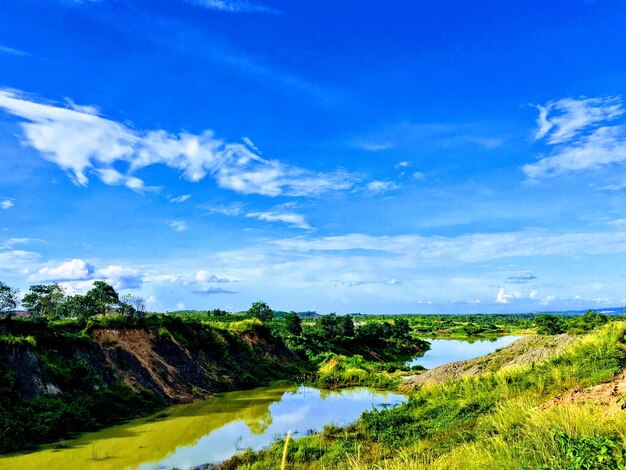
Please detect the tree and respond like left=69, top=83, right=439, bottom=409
left=22, top=284, right=65, bottom=319
left=0, top=281, right=19, bottom=317
left=59, top=294, right=99, bottom=320
left=208, top=308, right=226, bottom=317
left=120, top=293, right=146, bottom=318
left=85, top=281, right=119, bottom=315
left=391, top=318, right=411, bottom=339
left=284, top=311, right=303, bottom=336
left=536, top=314, right=564, bottom=335
left=247, top=301, right=274, bottom=322
left=339, top=315, right=355, bottom=338
left=319, top=313, right=340, bottom=337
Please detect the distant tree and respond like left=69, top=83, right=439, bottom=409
left=284, top=311, right=303, bottom=336
left=339, top=315, right=355, bottom=338
left=391, top=318, right=411, bottom=339
left=120, top=293, right=146, bottom=318
left=22, top=283, right=65, bottom=319
left=208, top=308, right=226, bottom=317
left=85, top=281, right=119, bottom=315
left=248, top=301, right=274, bottom=322
left=0, top=281, right=19, bottom=317
left=319, top=313, right=340, bottom=337
left=536, top=314, right=564, bottom=335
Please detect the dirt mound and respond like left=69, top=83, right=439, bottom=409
left=542, top=371, right=626, bottom=409
left=401, top=334, right=574, bottom=391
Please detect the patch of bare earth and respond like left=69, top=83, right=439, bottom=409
left=400, top=334, right=574, bottom=391
left=541, top=370, right=626, bottom=410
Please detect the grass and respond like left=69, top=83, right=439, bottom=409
left=227, top=322, right=626, bottom=469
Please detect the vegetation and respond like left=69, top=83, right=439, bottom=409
left=1, top=278, right=625, bottom=467
left=225, top=322, right=626, bottom=469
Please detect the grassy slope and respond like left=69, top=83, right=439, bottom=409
left=227, top=322, right=626, bottom=469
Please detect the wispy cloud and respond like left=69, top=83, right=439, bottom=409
left=169, top=220, right=189, bottom=232
left=505, top=272, right=537, bottom=284
left=366, top=181, right=400, bottom=193
left=524, top=96, right=626, bottom=179
left=1, top=199, right=14, bottom=209
left=168, top=194, right=192, bottom=203
left=0, top=44, right=29, bottom=57
left=534, top=97, right=623, bottom=144
left=0, top=89, right=358, bottom=196
left=246, top=210, right=311, bottom=229
left=192, top=286, right=238, bottom=294
left=185, top=0, right=280, bottom=14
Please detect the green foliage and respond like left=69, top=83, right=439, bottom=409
left=22, top=284, right=65, bottom=319
left=0, top=282, right=18, bottom=315
left=554, top=431, right=625, bottom=470
left=536, top=314, right=565, bottom=335
left=361, top=404, right=425, bottom=448
left=247, top=301, right=274, bottom=323
left=283, top=312, right=303, bottom=336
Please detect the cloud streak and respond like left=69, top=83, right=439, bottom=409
left=186, top=0, right=280, bottom=14
left=0, top=90, right=358, bottom=196
left=524, top=96, right=626, bottom=179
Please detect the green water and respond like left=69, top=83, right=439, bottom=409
left=0, top=382, right=406, bottom=470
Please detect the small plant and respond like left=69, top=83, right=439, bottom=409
left=554, top=430, right=624, bottom=470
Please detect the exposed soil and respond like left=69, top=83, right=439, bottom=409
left=541, top=370, right=626, bottom=410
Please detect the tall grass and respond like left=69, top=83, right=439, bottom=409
left=236, top=322, right=626, bottom=469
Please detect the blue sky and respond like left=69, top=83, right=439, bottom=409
left=2, top=0, right=626, bottom=314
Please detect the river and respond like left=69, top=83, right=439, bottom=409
left=0, top=382, right=405, bottom=470
left=406, top=335, right=522, bottom=369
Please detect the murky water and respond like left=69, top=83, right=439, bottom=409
left=406, top=336, right=521, bottom=369
left=0, top=382, right=406, bottom=470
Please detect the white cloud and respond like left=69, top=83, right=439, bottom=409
left=246, top=211, right=311, bottom=229
left=0, top=44, right=28, bottom=57
left=0, top=89, right=358, bottom=197
left=1, top=199, right=14, bottom=209
left=366, top=181, right=400, bottom=193
left=186, top=0, right=280, bottom=14
left=169, top=220, right=189, bottom=232
left=168, top=194, right=192, bottom=203
left=270, top=230, right=626, bottom=265
left=353, top=141, right=395, bottom=151
left=525, top=96, right=626, bottom=179
left=195, top=270, right=229, bottom=283
left=524, top=126, right=626, bottom=178
left=534, top=97, right=623, bottom=144
left=96, top=265, right=143, bottom=289
left=495, top=288, right=522, bottom=304
left=31, top=258, right=94, bottom=282
left=395, top=161, right=411, bottom=168
left=412, top=171, right=426, bottom=181
left=204, top=203, right=244, bottom=217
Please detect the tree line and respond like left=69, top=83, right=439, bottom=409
left=0, top=280, right=146, bottom=320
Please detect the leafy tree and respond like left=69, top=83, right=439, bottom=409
left=391, top=318, right=411, bottom=339
left=339, top=315, right=355, bottom=337
left=536, top=314, right=564, bottom=335
left=85, top=281, right=119, bottom=315
left=58, top=294, right=99, bottom=320
left=319, top=313, right=340, bottom=337
left=0, top=281, right=19, bottom=317
left=284, top=311, right=303, bottom=336
left=248, top=301, right=273, bottom=322
left=22, top=284, right=65, bottom=319
left=208, top=308, right=226, bottom=317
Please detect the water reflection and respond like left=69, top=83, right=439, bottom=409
left=0, top=383, right=405, bottom=470
left=406, top=336, right=521, bottom=369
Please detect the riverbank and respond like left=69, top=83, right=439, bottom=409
left=0, top=315, right=302, bottom=453
left=222, top=322, right=626, bottom=469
